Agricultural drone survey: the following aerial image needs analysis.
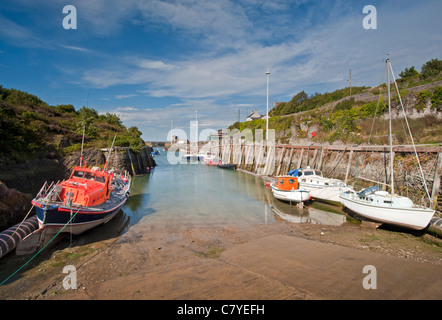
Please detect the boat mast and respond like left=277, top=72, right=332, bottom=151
left=388, top=60, right=432, bottom=205
left=103, top=134, right=117, bottom=172
left=387, top=58, right=394, bottom=195
left=80, top=125, right=85, bottom=167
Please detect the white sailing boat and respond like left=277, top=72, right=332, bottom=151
left=339, top=59, right=435, bottom=230
left=290, top=167, right=353, bottom=204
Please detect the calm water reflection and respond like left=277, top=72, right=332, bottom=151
left=121, top=150, right=346, bottom=231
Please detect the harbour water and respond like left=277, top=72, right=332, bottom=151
left=121, top=150, right=347, bottom=232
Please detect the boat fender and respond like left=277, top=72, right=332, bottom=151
left=0, top=216, right=39, bottom=259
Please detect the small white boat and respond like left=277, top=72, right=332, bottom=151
left=180, top=150, right=199, bottom=161
left=290, top=167, right=353, bottom=204
left=198, top=151, right=216, bottom=161
left=270, top=176, right=311, bottom=203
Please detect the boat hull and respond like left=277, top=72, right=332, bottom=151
left=298, top=183, right=352, bottom=204
left=202, top=158, right=220, bottom=166
left=271, top=184, right=310, bottom=203
left=339, top=194, right=434, bottom=230
left=291, top=167, right=353, bottom=204
left=217, top=164, right=236, bottom=170
left=33, top=197, right=127, bottom=235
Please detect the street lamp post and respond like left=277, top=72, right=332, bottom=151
left=266, top=69, right=270, bottom=140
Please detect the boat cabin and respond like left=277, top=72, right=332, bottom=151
left=58, top=166, right=114, bottom=207
left=288, top=166, right=323, bottom=178
left=298, top=167, right=323, bottom=177
left=273, top=176, right=300, bottom=191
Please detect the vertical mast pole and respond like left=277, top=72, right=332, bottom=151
left=266, top=69, right=270, bottom=141
left=80, top=126, right=85, bottom=167
left=387, top=59, right=394, bottom=195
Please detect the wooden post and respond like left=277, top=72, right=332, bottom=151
left=264, top=145, right=275, bottom=176
left=345, top=148, right=353, bottom=185
left=276, top=146, right=287, bottom=176
left=317, top=147, right=325, bottom=171
left=431, top=152, right=442, bottom=209
left=311, top=149, right=318, bottom=169
left=255, top=144, right=264, bottom=174
left=390, top=150, right=395, bottom=193
left=230, top=139, right=233, bottom=164
left=297, top=148, right=304, bottom=169
left=287, top=148, right=294, bottom=171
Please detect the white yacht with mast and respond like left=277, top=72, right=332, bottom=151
left=339, top=58, right=435, bottom=230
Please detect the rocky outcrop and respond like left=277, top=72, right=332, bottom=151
left=103, top=147, right=156, bottom=176
left=0, top=181, right=33, bottom=232
left=0, top=158, right=67, bottom=195
left=63, top=148, right=106, bottom=177
left=62, top=146, right=156, bottom=176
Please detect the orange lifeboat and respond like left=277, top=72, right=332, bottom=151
left=270, top=176, right=310, bottom=203
left=32, top=165, right=131, bottom=236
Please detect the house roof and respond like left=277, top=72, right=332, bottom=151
left=247, top=110, right=262, bottom=119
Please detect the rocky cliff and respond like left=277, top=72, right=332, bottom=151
left=0, top=182, right=33, bottom=231
left=62, top=146, right=156, bottom=180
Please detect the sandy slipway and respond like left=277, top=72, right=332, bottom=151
left=0, top=219, right=441, bottom=300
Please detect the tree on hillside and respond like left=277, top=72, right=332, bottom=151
left=280, top=91, right=309, bottom=114
left=0, top=87, right=47, bottom=106
left=76, top=106, right=98, bottom=136
left=56, top=104, right=76, bottom=113
left=104, top=112, right=122, bottom=126
left=420, top=58, right=442, bottom=79
left=290, top=91, right=308, bottom=105
left=399, top=66, right=419, bottom=78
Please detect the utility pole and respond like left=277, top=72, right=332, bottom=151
left=266, top=69, right=270, bottom=140
left=349, top=69, right=352, bottom=96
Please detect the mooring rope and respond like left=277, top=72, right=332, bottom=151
left=0, top=207, right=82, bottom=286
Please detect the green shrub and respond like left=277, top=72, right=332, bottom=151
left=421, top=59, right=442, bottom=79
left=416, top=89, right=432, bottom=111
left=431, top=86, right=442, bottom=111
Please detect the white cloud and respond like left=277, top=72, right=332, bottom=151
left=59, top=45, right=92, bottom=52
left=115, top=94, right=139, bottom=99
left=0, top=13, right=47, bottom=48
left=133, top=58, right=178, bottom=71
left=136, top=0, right=251, bottom=46
left=3, top=0, right=441, bottom=141
left=80, top=0, right=442, bottom=104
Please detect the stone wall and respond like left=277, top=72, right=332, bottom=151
left=104, top=147, right=156, bottom=176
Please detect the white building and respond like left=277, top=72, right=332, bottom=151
left=246, top=110, right=264, bottom=121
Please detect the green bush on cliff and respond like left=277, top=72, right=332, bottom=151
left=0, top=85, right=146, bottom=159
left=420, top=59, right=442, bottom=80
left=431, top=86, right=442, bottom=111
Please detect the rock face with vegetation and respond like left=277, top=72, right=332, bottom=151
left=0, top=86, right=156, bottom=231
left=0, top=86, right=146, bottom=160
left=229, top=58, right=442, bottom=146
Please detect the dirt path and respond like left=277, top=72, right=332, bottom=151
left=1, top=217, right=441, bottom=300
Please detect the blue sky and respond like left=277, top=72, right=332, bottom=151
left=1, top=0, right=441, bottom=141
